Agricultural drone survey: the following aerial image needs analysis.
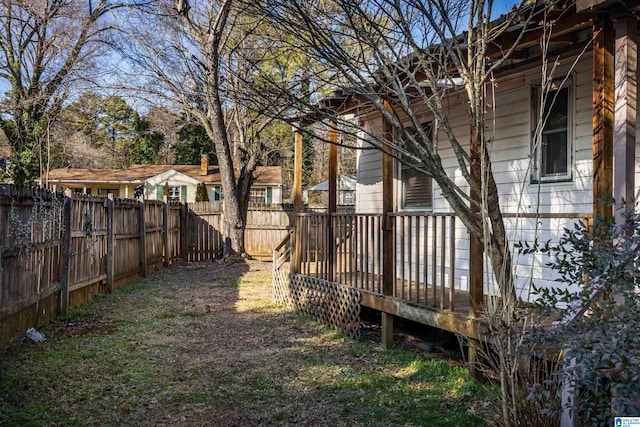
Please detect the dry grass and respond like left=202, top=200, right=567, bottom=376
left=0, top=260, right=495, bottom=426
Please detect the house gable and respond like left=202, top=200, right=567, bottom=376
left=144, top=169, right=200, bottom=202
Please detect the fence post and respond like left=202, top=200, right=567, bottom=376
left=106, top=194, right=115, bottom=292
left=181, top=202, right=189, bottom=262
left=139, top=201, right=147, bottom=277
left=60, top=195, right=72, bottom=316
left=163, top=198, right=170, bottom=267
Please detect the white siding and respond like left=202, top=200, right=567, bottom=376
left=353, top=54, right=601, bottom=300
left=144, top=170, right=199, bottom=203
left=356, top=117, right=384, bottom=213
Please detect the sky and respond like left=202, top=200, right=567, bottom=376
left=492, top=0, right=521, bottom=17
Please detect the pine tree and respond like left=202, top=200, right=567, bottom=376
left=195, top=182, right=209, bottom=202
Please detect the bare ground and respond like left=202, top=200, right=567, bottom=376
left=0, top=260, right=493, bottom=426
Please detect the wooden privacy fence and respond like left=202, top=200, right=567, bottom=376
left=0, top=186, right=292, bottom=347
left=186, top=202, right=292, bottom=261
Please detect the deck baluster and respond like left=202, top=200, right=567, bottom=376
left=414, top=216, right=420, bottom=304
left=440, top=216, right=446, bottom=310
left=431, top=216, right=437, bottom=307
left=449, top=216, right=456, bottom=310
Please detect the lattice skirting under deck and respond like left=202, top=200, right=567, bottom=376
left=273, top=271, right=361, bottom=339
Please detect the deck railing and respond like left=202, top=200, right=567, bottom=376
left=390, top=213, right=459, bottom=310
left=290, top=211, right=596, bottom=312
left=292, top=212, right=460, bottom=309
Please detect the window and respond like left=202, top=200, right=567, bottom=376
left=342, top=191, right=355, bottom=205
left=98, top=188, right=119, bottom=197
left=156, top=184, right=185, bottom=201
left=214, top=186, right=224, bottom=201
left=249, top=188, right=266, bottom=203
left=248, top=187, right=274, bottom=204
left=168, top=186, right=181, bottom=201
left=532, top=83, right=572, bottom=182
left=400, top=122, right=433, bottom=210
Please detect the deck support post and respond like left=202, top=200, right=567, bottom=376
left=613, top=15, right=637, bottom=225
left=381, top=312, right=394, bottom=349
left=381, top=100, right=395, bottom=349
left=592, top=14, right=615, bottom=222
left=292, top=128, right=304, bottom=273
left=328, top=121, right=338, bottom=282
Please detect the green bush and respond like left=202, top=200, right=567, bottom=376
left=530, top=205, right=640, bottom=423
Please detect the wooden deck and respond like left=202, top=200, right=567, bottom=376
left=286, top=211, right=593, bottom=341
left=329, top=271, right=481, bottom=339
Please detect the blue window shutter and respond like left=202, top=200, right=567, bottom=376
left=181, top=185, right=187, bottom=201
left=266, top=187, right=272, bottom=204
left=156, top=185, right=163, bottom=200
left=214, top=186, right=221, bottom=201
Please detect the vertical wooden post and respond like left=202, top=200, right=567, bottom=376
left=292, top=128, right=304, bottom=274
left=106, top=194, right=115, bottom=293
left=181, top=202, right=188, bottom=262
left=381, top=100, right=395, bottom=349
left=60, top=195, right=72, bottom=316
left=328, top=120, right=338, bottom=282
left=163, top=198, right=170, bottom=267
left=139, top=201, right=147, bottom=277
left=293, top=129, right=304, bottom=215
left=592, top=15, right=614, bottom=222
left=614, top=16, right=637, bottom=225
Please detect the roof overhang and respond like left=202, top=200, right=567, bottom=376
left=40, top=179, right=145, bottom=185
left=576, top=0, right=640, bottom=14
left=297, top=1, right=606, bottom=123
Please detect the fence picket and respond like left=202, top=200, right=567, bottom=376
left=0, top=187, right=293, bottom=347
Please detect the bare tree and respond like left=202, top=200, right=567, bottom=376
left=120, top=0, right=293, bottom=256
left=145, top=106, right=179, bottom=165
left=0, top=0, right=152, bottom=184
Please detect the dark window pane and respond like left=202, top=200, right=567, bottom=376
left=538, top=86, right=569, bottom=179
left=544, top=87, right=568, bottom=130
left=403, top=167, right=432, bottom=208
left=542, top=131, right=568, bottom=176
left=401, top=121, right=434, bottom=209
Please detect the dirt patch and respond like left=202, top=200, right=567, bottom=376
left=52, top=315, right=120, bottom=338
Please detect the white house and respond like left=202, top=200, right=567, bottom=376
left=276, top=0, right=640, bottom=346
left=41, top=160, right=283, bottom=205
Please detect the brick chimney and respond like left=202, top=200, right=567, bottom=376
left=200, top=154, right=208, bottom=176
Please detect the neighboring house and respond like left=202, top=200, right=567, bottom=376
left=276, top=1, right=640, bottom=345
left=41, top=157, right=283, bottom=204
left=304, top=175, right=356, bottom=206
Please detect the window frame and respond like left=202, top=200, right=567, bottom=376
left=168, top=185, right=181, bottom=201
left=249, top=187, right=267, bottom=204
left=98, top=188, right=119, bottom=197
left=531, top=78, right=574, bottom=184
left=398, top=121, right=434, bottom=211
